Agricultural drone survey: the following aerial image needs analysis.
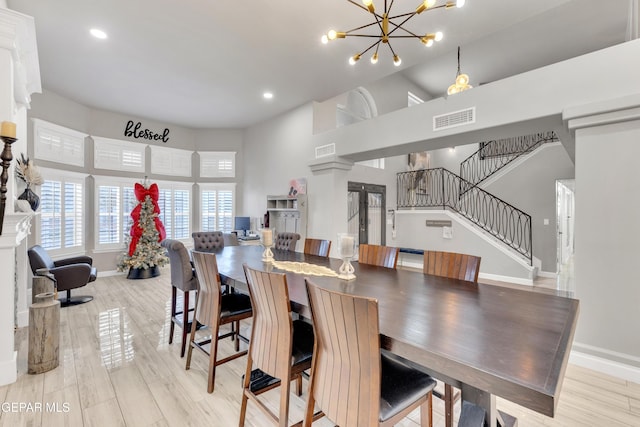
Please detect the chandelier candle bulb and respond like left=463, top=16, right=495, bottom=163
left=0, top=121, right=16, bottom=138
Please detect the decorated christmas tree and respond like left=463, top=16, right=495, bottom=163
left=117, top=182, right=168, bottom=279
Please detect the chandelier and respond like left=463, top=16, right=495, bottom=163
left=447, top=46, right=472, bottom=94
left=322, top=0, right=466, bottom=66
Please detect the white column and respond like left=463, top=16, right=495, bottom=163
left=0, top=5, right=41, bottom=385
left=309, top=156, right=353, bottom=257
left=565, top=94, right=640, bottom=369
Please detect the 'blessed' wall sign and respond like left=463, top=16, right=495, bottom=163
left=124, top=120, right=170, bottom=143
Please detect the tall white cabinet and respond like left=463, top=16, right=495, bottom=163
left=267, top=195, right=307, bottom=245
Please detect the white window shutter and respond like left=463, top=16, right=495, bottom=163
left=199, top=152, right=236, bottom=178
left=33, top=119, right=87, bottom=167
left=150, top=146, right=193, bottom=177
left=93, top=137, right=146, bottom=173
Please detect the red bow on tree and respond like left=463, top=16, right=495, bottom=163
left=134, top=182, right=159, bottom=202
left=128, top=182, right=166, bottom=256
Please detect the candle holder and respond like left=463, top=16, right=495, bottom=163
left=337, top=233, right=356, bottom=280
left=260, top=228, right=275, bottom=263
left=0, top=135, right=17, bottom=235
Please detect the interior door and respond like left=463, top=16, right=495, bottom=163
left=348, top=182, right=386, bottom=248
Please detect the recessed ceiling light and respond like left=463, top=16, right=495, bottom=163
left=90, top=28, right=108, bottom=39
left=263, top=92, right=274, bottom=100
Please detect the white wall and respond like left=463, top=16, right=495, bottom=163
left=484, top=143, right=575, bottom=272
left=394, top=211, right=533, bottom=281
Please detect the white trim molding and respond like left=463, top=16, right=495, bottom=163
left=570, top=343, right=640, bottom=384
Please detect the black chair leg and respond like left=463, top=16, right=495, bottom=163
left=59, top=289, right=93, bottom=307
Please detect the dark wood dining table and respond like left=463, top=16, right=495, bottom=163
left=213, top=245, right=579, bottom=427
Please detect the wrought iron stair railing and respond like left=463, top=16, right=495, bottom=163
left=459, top=131, right=558, bottom=191
left=397, top=167, right=532, bottom=264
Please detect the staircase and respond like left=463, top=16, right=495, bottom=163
left=460, top=131, right=558, bottom=189
left=397, top=131, right=559, bottom=266
left=398, top=167, right=533, bottom=264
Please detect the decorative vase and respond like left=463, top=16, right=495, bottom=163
left=127, top=265, right=161, bottom=280
left=19, top=186, right=40, bottom=211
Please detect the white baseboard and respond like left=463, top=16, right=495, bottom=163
left=537, top=270, right=557, bottom=279
left=397, top=257, right=534, bottom=286
left=478, top=272, right=533, bottom=286
left=570, top=350, right=640, bottom=384
left=98, top=270, right=126, bottom=278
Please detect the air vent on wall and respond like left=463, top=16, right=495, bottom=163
left=433, top=107, right=476, bottom=131
left=315, top=143, right=336, bottom=158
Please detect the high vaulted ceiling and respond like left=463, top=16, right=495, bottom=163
left=7, top=0, right=633, bottom=129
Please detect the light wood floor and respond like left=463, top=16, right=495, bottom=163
left=1, top=267, right=639, bottom=427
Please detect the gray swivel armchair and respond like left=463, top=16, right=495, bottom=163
left=192, top=231, right=225, bottom=252
left=161, top=239, right=199, bottom=357
left=274, top=232, right=300, bottom=252
left=28, top=245, right=97, bottom=307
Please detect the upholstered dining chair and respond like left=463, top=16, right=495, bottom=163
left=239, top=265, right=314, bottom=427
left=28, top=245, right=97, bottom=306
left=186, top=251, right=253, bottom=393
left=192, top=231, right=225, bottom=252
left=161, top=239, right=198, bottom=357
left=358, top=243, right=399, bottom=269
left=274, top=232, right=300, bottom=252
left=303, top=279, right=436, bottom=427
left=303, top=238, right=331, bottom=257
left=423, top=249, right=481, bottom=427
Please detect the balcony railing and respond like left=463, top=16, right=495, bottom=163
left=397, top=168, right=532, bottom=264
left=460, top=131, right=558, bottom=189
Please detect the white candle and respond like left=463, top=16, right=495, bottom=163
left=0, top=121, right=16, bottom=138
left=261, top=229, right=273, bottom=246
left=340, top=235, right=354, bottom=258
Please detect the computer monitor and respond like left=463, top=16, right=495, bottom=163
left=234, top=216, right=251, bottom=236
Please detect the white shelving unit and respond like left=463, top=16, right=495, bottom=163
left=266, top=194, right=307, bottom=247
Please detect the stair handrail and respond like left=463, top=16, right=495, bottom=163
left=460, top=131, right=558, bottom=189
left=397, top=167, right=532, bottom=264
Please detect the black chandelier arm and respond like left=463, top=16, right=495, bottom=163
left=357, top=39, right=384, bottom=57
left=344, top=20, right=383, bottom=34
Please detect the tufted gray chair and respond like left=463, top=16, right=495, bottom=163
left=192, top=231, right=225, bottom=252
left=274, top=232, right=300, bottom=252
left=161, top=239, right=199, bottom=357
left=223, top=232, right=239, bottom=247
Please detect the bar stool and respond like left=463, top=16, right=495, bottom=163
left=186, top=251, right=253, bottom=393
left=161, top=239, right=198, bottom=357
left=239, top=264, right=314, bottom=427
left=303, top=279, right=436, bottom=427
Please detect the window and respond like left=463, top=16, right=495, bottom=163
left=156, top=181, right=192, bottom=241
left=33, top=119, right=87, bottom=167
left=94, top=176, right=135, bottom=251
left=38, top=168, right=86, bottom=254
left=200, top=184, right=235, bottom=232
left=150, top=145, right=193, bottom=177
left=93, top=136, right=146, bottom=173
left=199, top=152, right=236, bottom=178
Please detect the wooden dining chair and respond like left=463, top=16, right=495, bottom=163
left=358, top=243, right=399, bottom=269
left=423, top=249, right=481, bottom=427
left=423, top=250, right=481, bottom=282
left=303, top=238, right=331, bottom=257
left=303, top=279, right=436, bottom=427
left=186, top=251, right=253, bottom=393
left=239, top=265, right=315, bottom=427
